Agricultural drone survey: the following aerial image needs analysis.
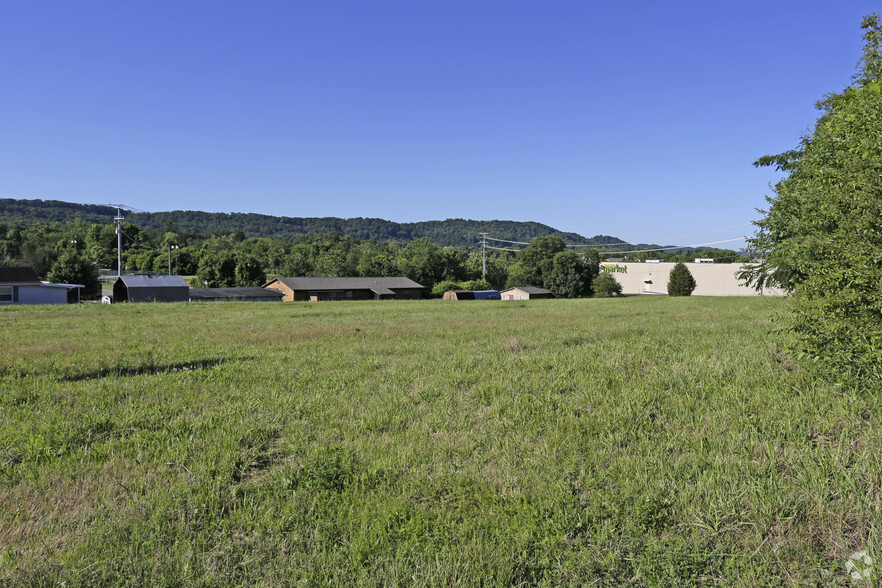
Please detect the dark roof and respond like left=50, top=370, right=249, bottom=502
left=502, top=286, right=552, bottom=295
left=266, top=277, right=424, bottom=291
left=189, top=287, right=284, bottom=299
left=115, top=275, right=189, bottom=288
left=0, top=267, right=40, bottom=284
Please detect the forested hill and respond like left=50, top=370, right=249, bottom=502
left=0, top=198, right=626, bottom=248
left=0, top=199, right=120, bottom=226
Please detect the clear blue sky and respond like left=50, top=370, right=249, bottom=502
left=1, top=1, right=877, bottom=246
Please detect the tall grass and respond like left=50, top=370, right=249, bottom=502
left=0, top=297, right=879, bottom=585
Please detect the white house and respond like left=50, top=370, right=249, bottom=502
left=0, top=267, right=84, bottom=305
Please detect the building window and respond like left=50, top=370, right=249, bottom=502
left=0, top=286, right=12, bottom=302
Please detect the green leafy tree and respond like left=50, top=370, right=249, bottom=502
left=397, top=238, right=446, bottom=291
left=356, top=250, right=399, bottom=277
left=196, top=250, right=237, bottom=287
left=464, top=251, right=508, bottom=290
left=234, top=255, right=266, bottom=287
left=591, top=272, right=622, bottom=298
left=546, top=250, right=592, bottom=298
left=47, top=248, right=101, bottom=299
left=314, top=248, right=353, bottom=277
left=461, top=279, right=492, bottom=291
left=511, top=235, right=567, bottom=288
left=430, top=280, right=461, bottom=298
left=504, top=262, right=533, bottom=289
left=742, top=14, right=882, bottom=382
left=667, top=262, right=696, bottom=296
left=282, top=247, right=314, bottom=277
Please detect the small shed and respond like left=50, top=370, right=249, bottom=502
left=0, top=267, right=83, bottom=305
left=189, top=287, right=284, bottom=302
left=442, top=290, right=475, bottom=301
left=500, top=286, right=554, bottom=301
left=472, top=290, right=501, bottom=300
left=113, top=275, right=189, bottom=302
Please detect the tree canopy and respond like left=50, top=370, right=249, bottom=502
left=742, top=14, right=882, bottom=383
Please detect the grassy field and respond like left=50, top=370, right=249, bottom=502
left=0, top=297, right=879, bottom=585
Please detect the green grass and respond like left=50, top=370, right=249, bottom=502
left=1, top=297, right=879, bottom=585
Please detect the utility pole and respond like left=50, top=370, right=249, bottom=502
left=168, top=245, right=179, bottom=275
left=113, top=205, right=125, bottom=278
left=479, top=233, right=488, bottom=280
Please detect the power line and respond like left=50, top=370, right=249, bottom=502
left=104, top=203, right=149, bottom=214
left=485, top=235, right=634, bottom=249
left=566, top=242, right=631, bottom=248
left=638, top=222, right=754, bottom=244
left=597, top=236, right=748, bottom=255
left=485, top=236, right=531, bottom=245
left=478, top=232, right=749, bottom=259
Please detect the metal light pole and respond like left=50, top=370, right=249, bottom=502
left=480, top=233, right=488, bottom=280
left=168, top=245, right=179, bottom=275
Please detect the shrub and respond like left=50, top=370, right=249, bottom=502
left=430, top=280, right=461, bottom=298
left=667, top=263, right=696, bottom=296
left=592, top=272, right=622, bottom=297
left=461, top=279, right=492, bottom=291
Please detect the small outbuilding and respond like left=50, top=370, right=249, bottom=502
left=500, top=286, right=554, bottom=301
left=113, top=275, right=189, bottom=303
left=472, top=290, right=501, bottom=300
left=0, top=267, right=83, bottom=305
left=442, top=290, right=475, bottom=300
left=263, top=277, right=424, bottom=301
left=189, top=287, right=284, bottom=302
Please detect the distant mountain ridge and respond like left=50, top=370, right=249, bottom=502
left=0, top=198, right=630, bottom=248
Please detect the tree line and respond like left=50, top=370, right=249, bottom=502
left=0, top=214, right=745, bottom=301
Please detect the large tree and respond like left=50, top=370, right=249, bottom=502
left=47, top=248, right=101, bottom=299
left=742, top=14, right=882, bottom=382
left=505, top=235, right=566, bottom=288
left=546, top=250, right=595, bottom=298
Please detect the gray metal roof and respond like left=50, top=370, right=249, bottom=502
left=115, top=275, right=189, bottom=288
left=39, top=282, right=84, bottom=289
left=189, top=287, right=284, bottom=299
left=266, top=277, right=424, bottom=291
left=502, top=286, right=552, bottom=295
left=0, top=267, right=41, bottom=284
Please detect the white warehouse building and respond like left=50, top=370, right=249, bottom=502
left=599, top=262, right=785, bottom=296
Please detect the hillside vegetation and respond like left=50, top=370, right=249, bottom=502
left=1, top=297, right=878, bottom=585
left=0, top=198, right=620, bottom=248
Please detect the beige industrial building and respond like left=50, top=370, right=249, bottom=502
left=599, top=262, right=785, bottom=296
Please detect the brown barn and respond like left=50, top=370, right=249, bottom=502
left=262, top=277, right=424, bottom=301
left=500, top=286, right=554, bottom=300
